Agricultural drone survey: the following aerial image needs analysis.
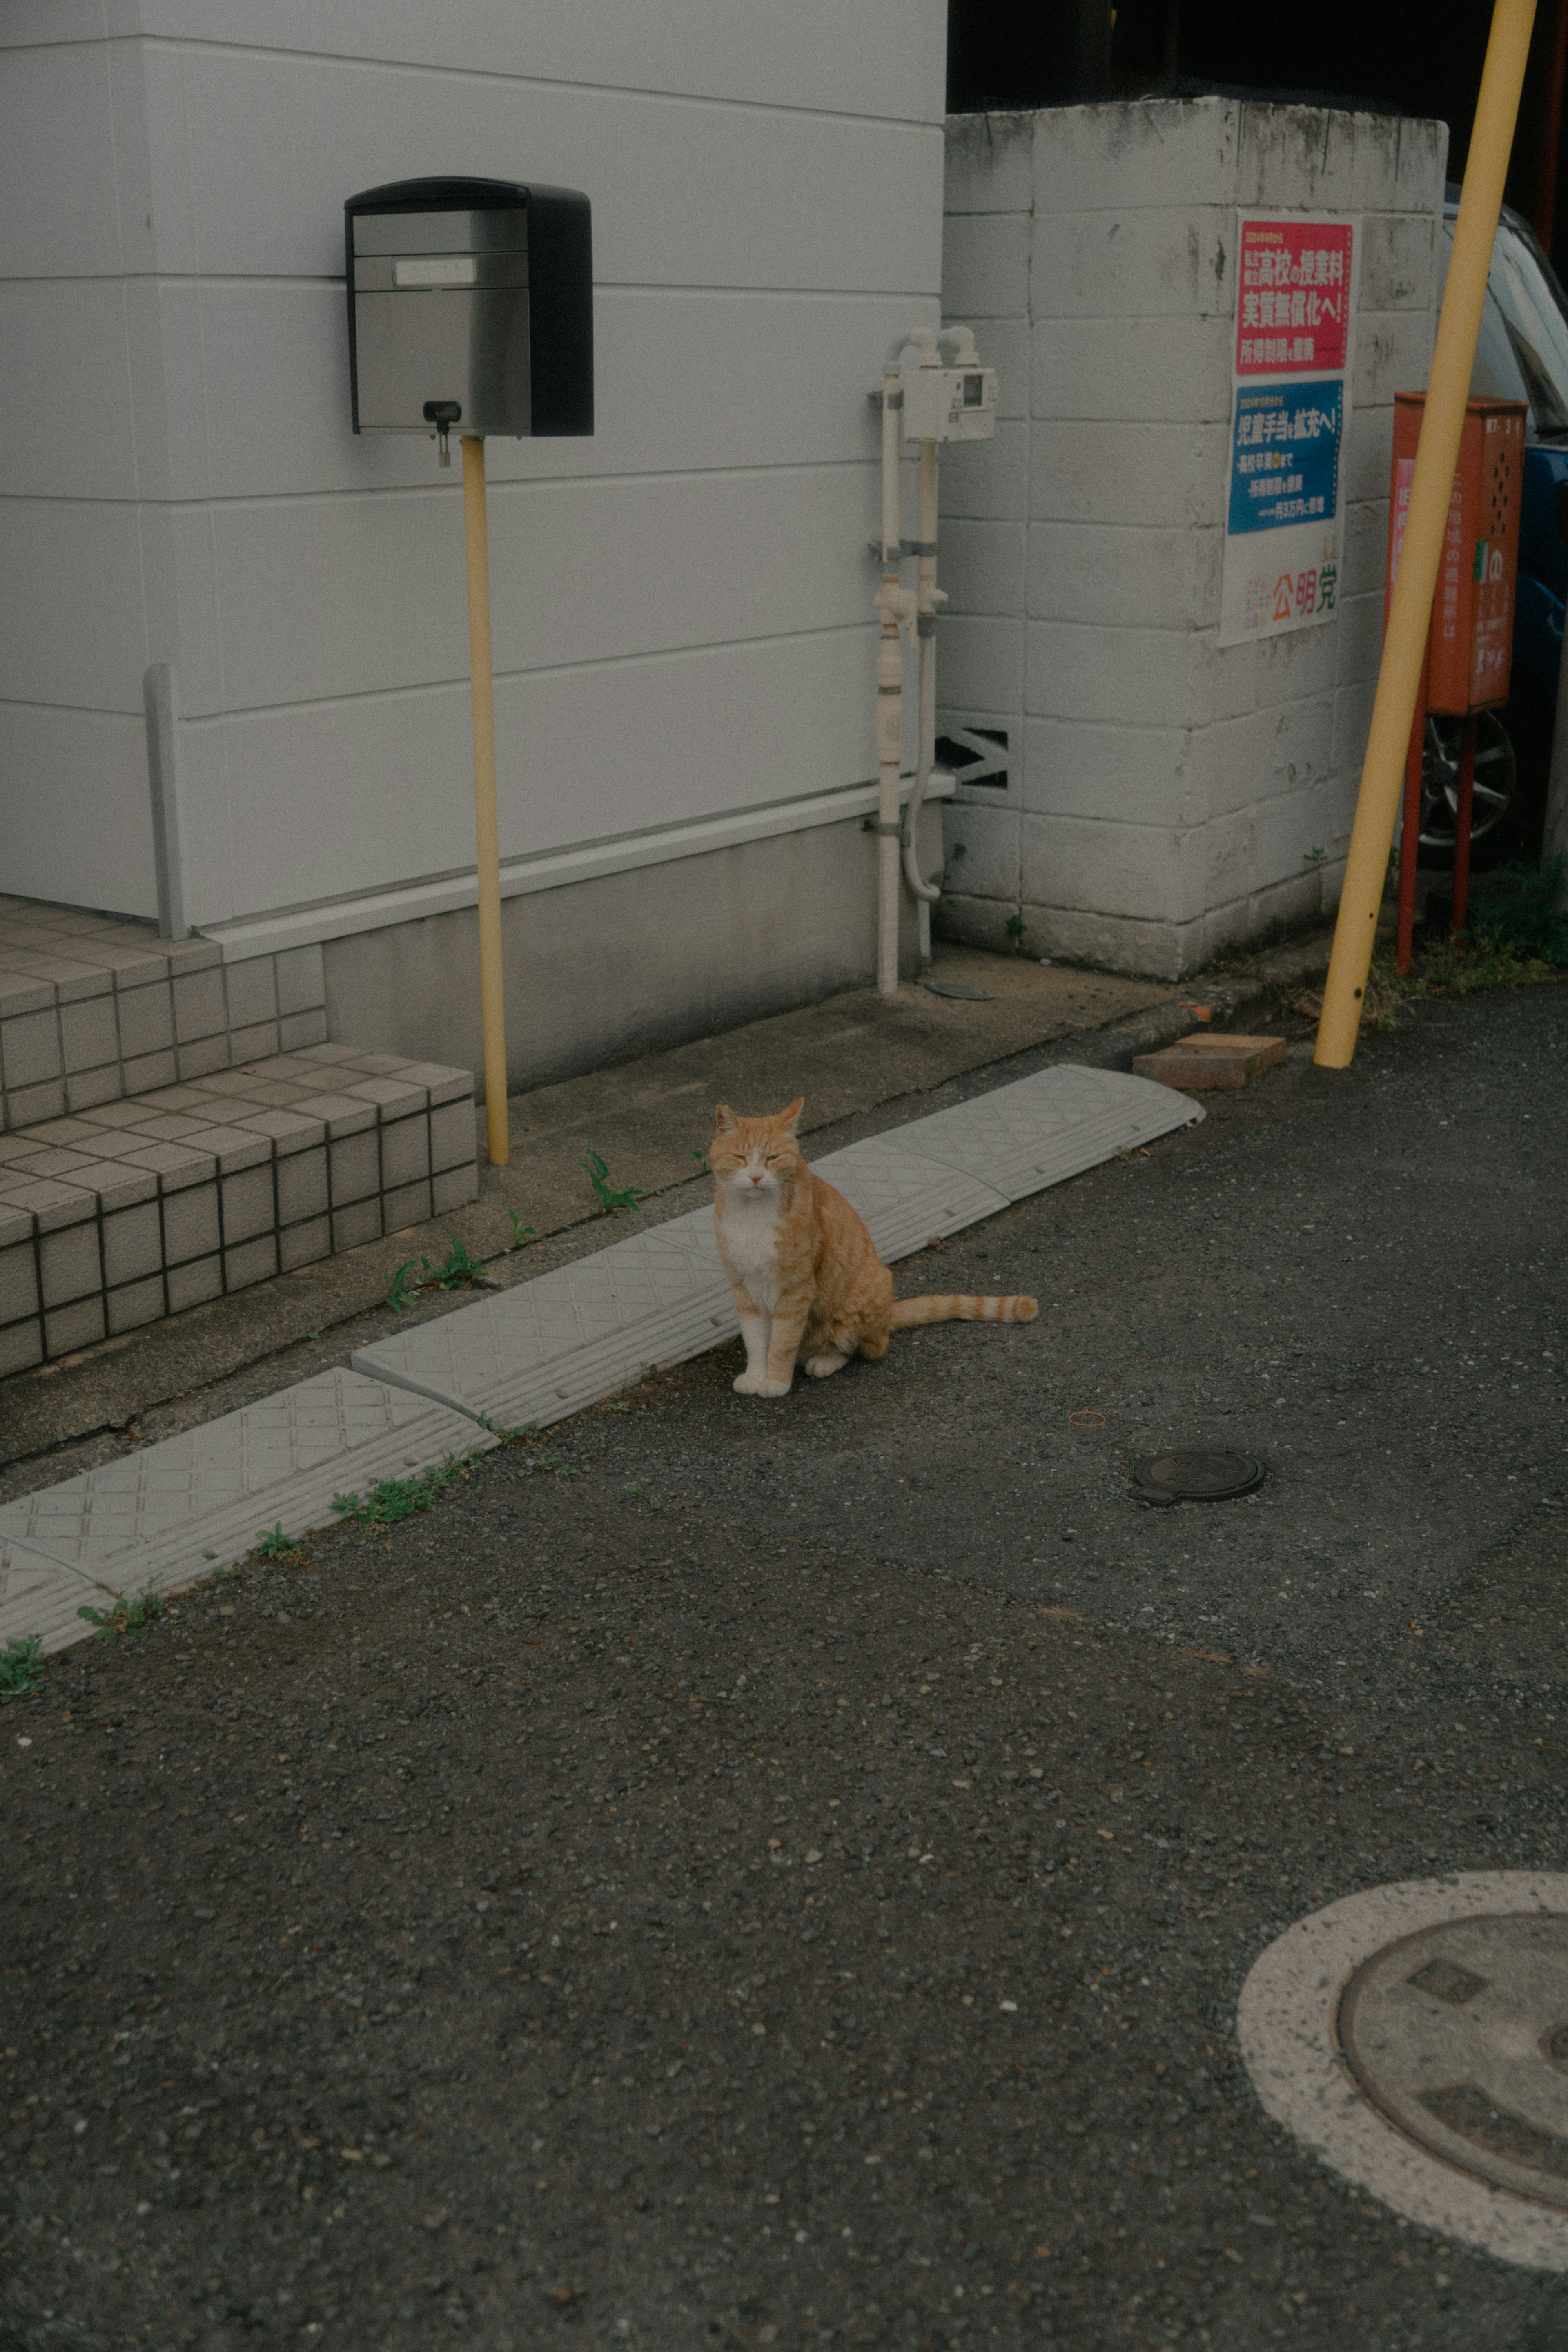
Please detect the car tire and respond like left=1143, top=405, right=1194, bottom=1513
left=1415, top=674, right=1554, bottom=872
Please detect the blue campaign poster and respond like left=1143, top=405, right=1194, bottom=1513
left=1227, top=381, right=1344, bottom=537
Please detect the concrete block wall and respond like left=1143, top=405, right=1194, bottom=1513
left=937, top=99, right=1448, bottom=977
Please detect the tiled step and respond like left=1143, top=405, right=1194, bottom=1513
left=0, top=896, right=330, bottom=1133
left=0, top=1045, right=479, bottom=1372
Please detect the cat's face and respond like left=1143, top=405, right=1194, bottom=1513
left=709, top=1099, right=804, bottom=1202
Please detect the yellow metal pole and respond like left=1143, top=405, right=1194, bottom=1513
left=1314, top=0, right=1537, bottom=1068
left=461, top=433, right=509, bottom=1164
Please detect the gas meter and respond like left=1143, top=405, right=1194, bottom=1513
left=345, top=175, right=593, bottom=462
left=899, top=357, right=998, bottom=444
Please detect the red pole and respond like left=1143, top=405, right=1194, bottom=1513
left=1396, top=653, right=1429, bottom=972
left=1451, top=716, right=1478, bottom=936
left=1533, top=0, right=1568, bottom=252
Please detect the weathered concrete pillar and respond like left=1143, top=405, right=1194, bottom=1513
left=937, top=97, right=1449, bottom=979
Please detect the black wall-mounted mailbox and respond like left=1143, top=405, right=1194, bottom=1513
left=345, top=176, right=593, bottom=443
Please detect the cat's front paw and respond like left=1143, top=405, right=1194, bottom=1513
left=733, top=1371, right=769, bottom=1394
left=749, top=1376, right=793, bottom=1398
left=804, top=1352, right=847, bottom=1378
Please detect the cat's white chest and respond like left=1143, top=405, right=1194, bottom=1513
left=719, top=1193, right=781, bottom=1309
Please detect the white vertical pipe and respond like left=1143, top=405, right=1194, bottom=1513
left=875, top=365, right=906, bottom=998
left=143, top=663, right=191, bottom=941
left=904, top=440, right=942, bottom=922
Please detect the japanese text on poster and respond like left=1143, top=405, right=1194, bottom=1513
left=1235, top=220, right=1352, bottom=375
left=1219, top=213, right=1356, bottom=647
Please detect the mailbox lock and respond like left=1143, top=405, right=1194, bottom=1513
left=422, top=399, right=463, bottom=467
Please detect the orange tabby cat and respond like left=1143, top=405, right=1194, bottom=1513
left=709, top=1097, right=1037, bottom=1397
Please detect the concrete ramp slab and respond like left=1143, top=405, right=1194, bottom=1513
left=0, top=1369, right=490, bottom=1648
left=908, top=1063, right=1202, bottom=1200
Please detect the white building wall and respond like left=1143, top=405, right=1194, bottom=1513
left=937, top=98, right=1448, bottom=978
left=0, top=2, right=946, bottom=941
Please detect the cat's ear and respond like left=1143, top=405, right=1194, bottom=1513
left=777, top=1097, right=804, bottom=1134
left=713, top=1102, right=737, bottom=1135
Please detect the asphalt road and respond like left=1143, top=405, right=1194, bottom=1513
left=3, top=981, right=1567, bottom=2352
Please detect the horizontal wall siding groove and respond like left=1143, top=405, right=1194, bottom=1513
left=0, top=618, right=883, bottom=724
left=73, top=35, right=945, bottom=132
left=0, top=276, right=944, bottom=296
left=0, top=455, right=884, bottom=513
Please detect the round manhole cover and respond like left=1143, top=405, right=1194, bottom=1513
left=1239, top=1875, right=1568, bottom=2270
left=1130, top=1448, right=1264, bottom=1505
left=1338, top=1913, right=1568, bottom=2209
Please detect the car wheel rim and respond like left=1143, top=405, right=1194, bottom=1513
left=1418, top=713, right=1516, bottom=853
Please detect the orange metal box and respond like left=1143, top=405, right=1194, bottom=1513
left=1385, top=392, right=1526, bottom=716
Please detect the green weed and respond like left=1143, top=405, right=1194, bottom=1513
left=1413, top=933, right=1558, bottom=998
left=1455, top=858, right=1568, bottom=965
left=78, top=1583, right=165, bottom=1645
left=0, top=1635, right=44, bottom=1704
left=475, top=1413, right=541, bottom=1444
left=1004, top=912, right=1026, bottom=940
left=424, top=1236, right=485, bottom=1289
left=583, top=1150, right=646, bottom=1215
left=384, top=1235, right=489, bottom=1311
left=331, top=1451, right=477, bottom=1527
left=257, top=1522, right=305, bottom=1563
left=507, top=1212, right=537, bottom=1248
left=688, top=1148, right=708, bottom=1172
left=384, top=1259, right=420, bottom=1313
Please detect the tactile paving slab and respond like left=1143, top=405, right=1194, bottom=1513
left=0, top=1369, right=491, bottom=1651
left=908, top=1063, right=1201, bottom=1199
left=0, top=1530, right=116, bottom=1656
left=355, top=1227, right=736, bottom=1430
left=811, top=1136, right=1010, bottom=1262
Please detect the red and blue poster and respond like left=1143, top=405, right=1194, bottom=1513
left=1220, top=215, right=1356, bottom=645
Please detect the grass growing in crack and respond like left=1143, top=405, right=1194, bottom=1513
left=583, top=1150, right=646, bottom=1215
left=508, top=1212, right=537, bottom=1249
left=78, top=1583, right=165, bottom=1645
left=474, top=1414, right=541, bottom=1443
left=384, top=1236, right=489, bottom=1312
left=257, top=1522, right=305, bottom=1563
left=0, top=1635, right=44, bottom=1703
left=533, top=1456, right=582, bottom=1480
left=425, top=1236, right=486, bottom=1289
left=1294, top=932, right=1564, bottom=1032
left=385, top=1259, right=420, bottom=1313
left=331, top=1451, right=479, bottom=1527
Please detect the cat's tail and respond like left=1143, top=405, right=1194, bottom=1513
left=889, top=1292, right=1038, bottom=1328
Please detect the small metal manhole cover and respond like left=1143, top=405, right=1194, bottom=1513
left=1338, top=1913, right=1568, bottom=2209
left=1130, top=1448, right=1264, bottom=1505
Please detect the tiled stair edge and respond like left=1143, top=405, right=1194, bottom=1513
left=0, top=902, right=331, bottom=1133
left=0, top=1046, right=479, bottom=1373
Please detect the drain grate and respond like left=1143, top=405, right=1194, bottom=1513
left=1130, top=1448, right=1264, bottom=1506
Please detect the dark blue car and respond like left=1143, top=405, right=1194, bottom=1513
left=1424, top=190, right=1568, bottom=869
